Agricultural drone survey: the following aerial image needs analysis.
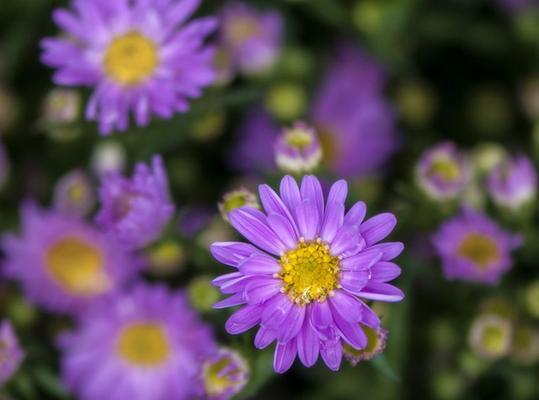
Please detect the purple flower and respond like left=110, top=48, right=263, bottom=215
left=220, top=2, right=283, bottom=75
left=486, top=154, right=537, bottom=211
left=343, top=326, right=387, bottom=366
left=275, top=122, right=322, bottom=174
left=0, top=320, right=24, bottom=386
left=468, top=314, right=512, bottom=360
left=96, top=155, right=174, bottom=249
left=311, top=45, right=399, bottom=178
left=210, top=175, right=404, bottom=373
left=1, top=203, right=141, bottom=315
left=41, top=0, right=217, bottom=134
left=58, top=284, right=216, bottom=400
left=202, top=347, right=249, bottom=399
left=432, top=208, right=522, bottom=285
left=53, top=169, right=95, bottom=217
left=416, top=142, right=471, bottom=200
left=219, top=188, right=259, bottom=222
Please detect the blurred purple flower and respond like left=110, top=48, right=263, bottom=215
left=275, top=121, right=322, bottom=174
left=220, top=2, right=283, bottom=75
left=177, top=206, right=214, bottom=236
left=59, top=284, right=216, bottom=400
left=416, top=142, right=471, bottom=200
left=202, top=347, right=249, bottom=399
left=311, top=45, right=399, bottom=178
left=53, top=169, right=95, bottom=217
left=486, top=154, right=537, bottom=211
left=211, top=175, right=404, bottom=373
left=0, top=320, right=24, bottom=386
left=2, top=203, right=141, bottom=315
left=432, top=208, right=522, bottom=285
left=41, top=0, right=217, bottom=134
left=96, top=155, right=174, bottom=249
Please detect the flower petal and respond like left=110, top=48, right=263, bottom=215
left=213, top=293, right=245, bottom=309
left=357, top=282, right=404, bottom=302
left=243, top=279, right=282, bottom=305
left=340, top=270, right=370, bottom=294
left=320, top=338, right=342, bottom=371
left=320, top=202, right=344, bottom=243
left=369, top=242, right=404, bottom=261
left=327, top=179, right=348, bottom=206
left=344, top=201, right=367, bottom=226
left=297, top=315, right=320, bottom=367
left=310, top=301, right=333, bottom=330
left=279, top=175, right=301, bottom=219
left=239, top=254, right=281, bottom=275
left=371, top=262, right=401, bottom=282
left=359, top=302, right=381, bottom=328
left=211, top=242, right=263, bottom=267
left=359, top=213, right=397, bottom=246
left=259, top=184, right=299, bottom=235
left=330, top=225, right=359, bottom=255
left=341, top=248, right=382, bottom=271
left=267, top=213, right=298, bottom=249
left=300, top=175, right=324, bottom=220
left=296, top=200, right=319, bottom=240
left=261, top=294, right=294, bottom=329
left=277, top=305, right=305, bottom=343
left=255, top=326, right=276, bottom=349
left=333, top=311, right=367, bottom=350
left=225, top=305, right=262, bottom=334
left=329, top=291, right=362, bottom=323
left=274, top=339, right=297, bottom=373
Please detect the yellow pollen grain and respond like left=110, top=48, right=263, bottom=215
left=279, top=239, right=340, bottom=305
left=103, top=32, right=159, bottom=86
left=457, top=233, right=500, bottom=269
left=117, top=323, right=170, bottom=366
left=46, top=236, right=109, bottom=295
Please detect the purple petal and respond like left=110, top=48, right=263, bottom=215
left=341, top=248, right=383, bottom=271
left=329, top=291, right=362, bottom=322
left=239, top=255, right=281, bottom=275
left=359, top=303, right=381, bottom=328
left=341, top=270, right=370, bottom=293
left=333, top=311, right=367, bottom=350
left=297, top=314, right=319, bottom=367
left=371, top=262, right=401, bottom=282
left=311, top=301, right=333, bottom=329
left=274, top=339, right=297, bottom=374
left=255, top=326, right=276, bottom=349
left=230, top=208, right=286, bottom=255
left=213, top=293, right=245, bottom=309
left=330, top=225, right=359, bottom=255
left=277, top=306, right=306, bottom=343
left=261, top=294, right=294, bottom=329
left=296, top=200, right=319, bottom=240
left=369, top=242, right=404, bottom=261
left=358, top=282, right=404, bottom=302
left=344, top=201, right=367, bottom=226
left=267, top=213, right=298, bottom=249
left=244, top=279, right=282, bottom=305
left=279, top=175, right=301, bottom=219
left=212, top=272, right=242, bottom=287
left=320, top=202, right=344, bottom=243
left=320, top=339, right=342, bottom=371
left=259, top=184, right=299, bottom=234
left=359, top=213, right=397, bottom=246
left=300, top=175, right=324, bottom=219
left=327, top=180, right=348, bottom=206
left=225, top=305, right=262, bottom=334
left=211, top=242, right=264, bottom=267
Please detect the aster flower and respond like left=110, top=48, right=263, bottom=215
left=53, top=169, right=95, bottom=217
left=219, top=188, right=259, bottom=222
left=275, top=122, right=322, bottom=174
left=343, top=326, right=388, bottom=366
left=432, top=208, right=522, bottom=285
left=202, top=347, right=249, bottom=399
left=311, top=45, right=399, bottom=178
left=2, top=202, right=141, bottom=314
left=468, top=314, right=512, bottom=360
left=220, top=2, right=283, bottom=75
left=486, top=154, right=537, bottom=211
left=96, top=155, right=174, bottom=249
left=416, top=142, right=471, bottom=200
left=42, top=88, right=81, bottom=125
left=58, top=284, right=216, bottom=400
left=41, top=0, right=217, bottom=134
left=211, top=175, right=404, bottom=373
left=0, top=320, right=24, bottom=386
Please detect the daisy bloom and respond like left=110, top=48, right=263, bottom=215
left=41, top=0, right=217, bottom=134
left=53, top=169, right=95, bottom=217
left=432, top=208, right=522, bottom=285
left=2, top=202, right=141, bottom=314
left=202, top=347, right=249, bottom=399
left=220, top=2, right=283, bottom=75
left=275, top=122, right=323, bottom=174
left=0, top=320, right=25, bottom=386
left=416, top=142, right=471, bottom=200
left=58, top=284, right=216, bottom=400
left=468, top=314, right=512, bottom=360
left=211, top=175, right=404, bottom=373
left=486, top=154, right=537, bottom=211
left=96, top=155, right=174, bottom=249
left=218, top=188, right=259, bottom=222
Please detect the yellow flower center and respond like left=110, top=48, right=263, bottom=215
left=284, top=128, right=313, bottom=150
left=225, top=17, right=260, bottom=44
left=279, top=239, right=341, bottom=305
left=68, top=183, right=87, bottom=203
left=117, top=323, right=170, bottom=366
left=103, top=32, right=159, bottom=86
left=427, top=157, right=461, bottom=182
left=481, top=324, right=507, bottom=355
left=46, top=237, right=109, bottom=295
left=457, top=233, right=500, bottom=269
left=203, top=355, right=240, bottom=396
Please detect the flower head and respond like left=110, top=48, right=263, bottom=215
left=275, top=122, right=322, bottom=174
left=486, top=154, right=537, bottom=211
left=41, top=0, right=217, bottom=134
left=42, top=88, right=81, bottom=125
left=220, top=2, right=283, bottom=75
left=343, top=326, right=388, bottom=366
left=96, top=155, right=174, bottom=249
left=211, top=175, right=404, bottom=373
left=202, top=348, right=249, bottom=399
left=432, top=208, right=522, bottom=285
left=0, top=320, right=24, bottom=386
left=416, top=142, right=471, bottom=200
left=311, top=45, right=399, bottom=178
left=53, top=169, right=95, bottom=217
left=219, top=188, right=259, bottom=222
left=58, top=284, right=216, bottom=400
left=468, top=314, right=512, bottom=360
left=1, top=203, right=141, bottom=314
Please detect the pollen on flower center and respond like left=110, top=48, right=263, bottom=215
left=427, top=157, right=461, bottom=182
left=103, top=32, right=159, bottom=86
left=457, top=233, right=500, bottom=268
left=279, top=239, right=341, bottom=305
left=46, top=237, right=108, bottom=295
left=117, top=323, right=170, bottom=366
left=284, top=128, right=313, bottom=150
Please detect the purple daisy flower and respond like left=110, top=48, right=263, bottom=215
left=275, top=122, right=323, bottom=174
left=58, top=284, right=216, bottom=400
left=96, top=155, right=174, bottom=249
left=416, top=142, right=471, bottom=200
left=220, top=2, right=283, bottom=75
left=41, top=0, right=217, bottom=134
left=311, top=45, right=399, bottom=178
left=53, top=169, right=95, bottom=217
left=210, top=175, right=404, bottom=373
left=1, top=202, right=141, bottom=314
left=432, top=208, right=522, bottom=285
left=0, top=320, right=25, bottom=386
left=202, top=347, right=249, bottom=399
left=486, top=154, right=537, bottom=211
